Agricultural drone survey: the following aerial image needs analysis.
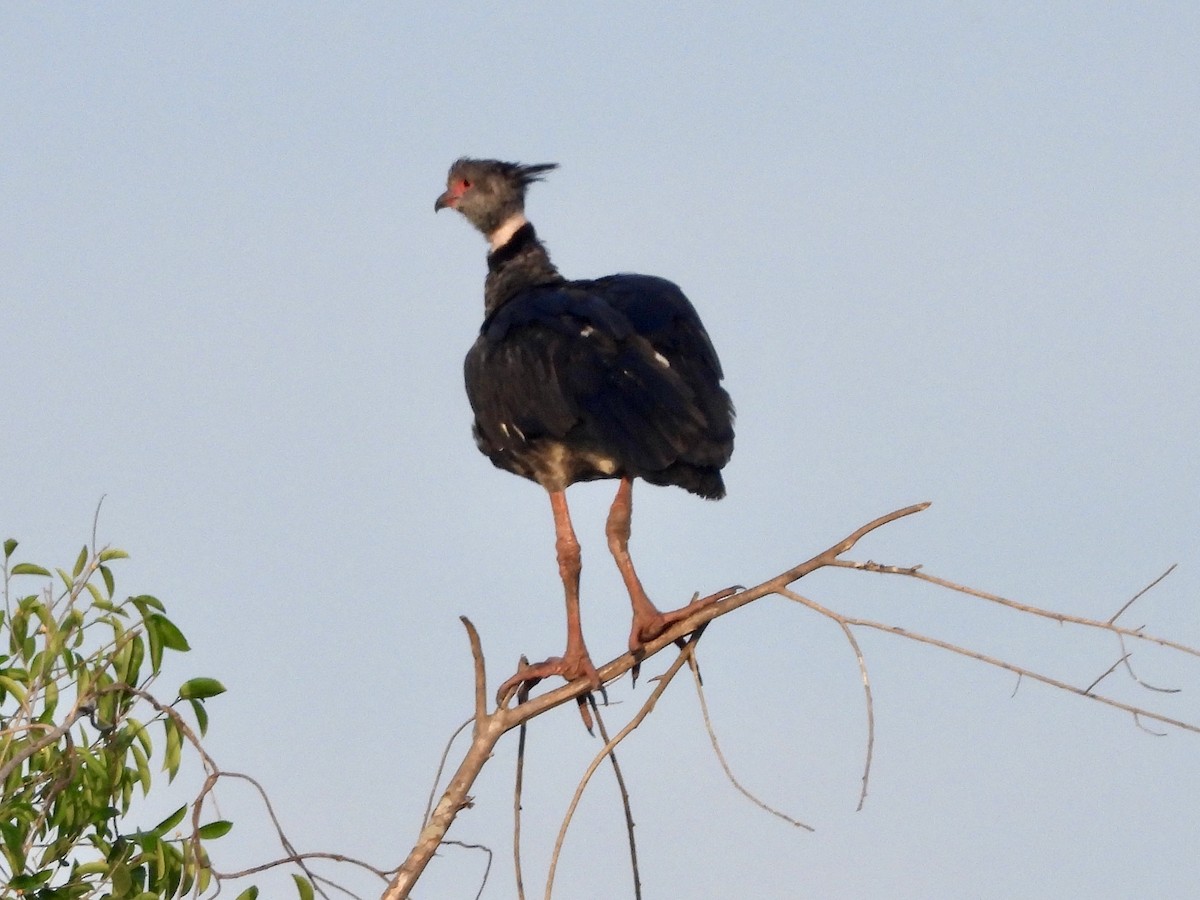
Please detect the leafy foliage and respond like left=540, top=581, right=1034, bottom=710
left=0, top=535, right=241, bottom=899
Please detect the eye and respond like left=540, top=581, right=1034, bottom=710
left=460, top=179, right=472, bottom=190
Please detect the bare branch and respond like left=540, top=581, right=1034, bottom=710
left=686, top=650, right=814, bottom=831
left=1116, top=633, right=1181, bottom=693
left=440, top=841, right=493, bottom=900
left=838, top=618, right=1200, bottom=736
left=778, top=586, right=877, bottom=812
left=1109, top=563, right=1178, bottom=624
left=424, top=718, right=472, bottom=827
left=514, top=659, right=531, bottom=900
left=461, top=616, right=487, bottom=730
left=0, top=706, right=89, bottom=788
left=383, top=502, right=1200, bottom=898
left=546, top=634, right=704, bottom=900
left=837, top=560, right=1200, bottom=660
left=1083, top=654, right=1132, bottom=694
left=590, top=697, right=642, bottom=900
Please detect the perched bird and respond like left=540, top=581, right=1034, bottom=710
left=435, top=158, right=734, bottom=701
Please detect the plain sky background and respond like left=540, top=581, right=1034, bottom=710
left=3, top=4, right=1198, bottom=898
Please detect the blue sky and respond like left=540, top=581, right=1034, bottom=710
left=3, top=4, right=1198, bottom=898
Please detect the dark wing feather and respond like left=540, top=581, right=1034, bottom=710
left=590, top=275, right=734, bottom=468
left=465, top=277, right=732, bottom=496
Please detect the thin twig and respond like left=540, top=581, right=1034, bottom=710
left=386, top=501, right=1200, bottom=899
left=90, top=495, right=107, bottom=555
left=1133, top=713, right=1168, bottom=737
left=1116, top=633, right=1180, bottom=693
left=836, top=617, right=1200, bottom=735
left=545, top=632, right=705, bottom=900
left=424, top=718, right=473, bottom=827
left=685, top=651, right=813, bottom=830
left=514, top=659, right=531, bottom=900
left=215, top=848, right=394, bottom=881
left=779, top=587, right=878, bottom=813
left=1083, top=654, right=1131, bottom=694
left=0, top=707, right=89, bottom=787
left=590, top=696, right=642, bottom=899
left=837, top=560, right=1199, bottom=660
left=441, top=841, right=493, bottom=900
left=1109, top=564, right=1178, bottom=624
left=118, top=686, right=382, bottom=896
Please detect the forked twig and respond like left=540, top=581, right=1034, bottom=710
left=387, top=502, right=1200, bottom=899
left=425, top=718, right=473, bottom=826
left=841, top=618, right=1200, bottom=735
left=776, top=587, right=876, bottom=811
left=836, top=560, right=1197, bottom=659
left=1109, top=564, right=1178, bottom=624
left=545, top=633, right=705, bottom=900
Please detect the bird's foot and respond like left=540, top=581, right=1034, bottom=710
left=496, top=650, right=602, bottom=708
left=627, top=585, right=742, bottom=685
left=628, top=584, right=742, bottom=652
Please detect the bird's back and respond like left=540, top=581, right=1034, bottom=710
left=465, top=274, right=733, bottom=497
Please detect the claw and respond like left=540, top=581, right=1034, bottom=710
left=496, top=652, right=601, bottom=708
left=628, top=585, right=740, bottom=655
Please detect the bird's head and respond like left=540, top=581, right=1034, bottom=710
left=435, top=157, right=558, bottom=247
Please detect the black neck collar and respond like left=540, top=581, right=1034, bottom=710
left=487, top=223, right=538, bottom=272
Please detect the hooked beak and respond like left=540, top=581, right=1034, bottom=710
left=434, top=186, right=462, bottom=212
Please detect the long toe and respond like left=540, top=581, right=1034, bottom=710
left=628, top=585, right=742, bottom=652
left=496, top=652, right=601, bottom=707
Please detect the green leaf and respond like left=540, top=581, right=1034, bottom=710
left=178, top=677, right=226, bottom=700
left=100, top=564, right=115, bottom=597
left=111, top=860, right=132, bottom=896
left=3, top=538, right=15, bottom=559
left=131, top=741, right=152, bottom=795
left=157, top=616, right=189, bottom=649
left=293, top=874, right=316, bottom=900
left=188, top=696, right=210, bottom=735
left=153, top=804, right=187, bottom=835
left=72, top=544, right=88, bottom=578
left=10, top=563, right=50, bottom=577
left=163, top=718, right=182, bottom=781
left=236, top=888, right=260, bottom=900
left=86, top=586, right=118, bottom=611
left=197, top=819, right=232, bottom=839
left=99, top=547, right=130, bottom=562
left=146, top=614, right=189, bottom=673
left=8, top=869, right=53, bottom=890
left=125, top=634, right=145, bottom=685
left=131, top=594, right=165, bottom=614
left=42, top=678, right=58, bottom=718
left=137, top=830, right=161, bottom=852
left=0, top=676, right=27, bottom=703
left=129, top=717, right=153, bottom=756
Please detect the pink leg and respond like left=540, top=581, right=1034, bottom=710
left=606, top=477, right=734, bottom=653
left=496, top=489, right=601, bottom=705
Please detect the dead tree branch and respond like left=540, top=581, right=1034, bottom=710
left=383, top=501, right=1199, bottom=899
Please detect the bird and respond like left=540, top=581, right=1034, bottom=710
left=435, top=158, right=735, bottom=703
